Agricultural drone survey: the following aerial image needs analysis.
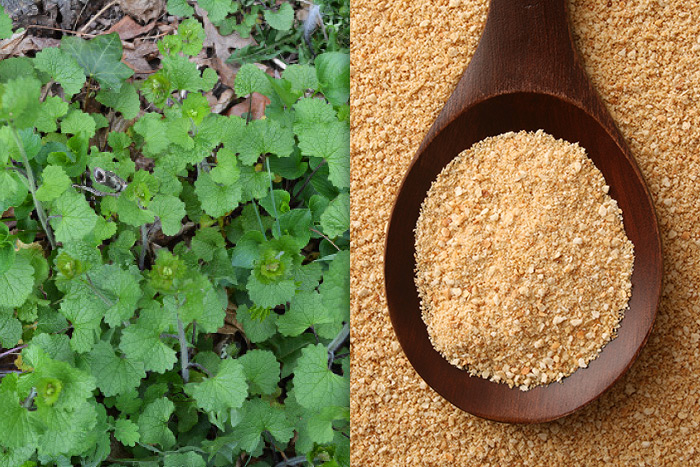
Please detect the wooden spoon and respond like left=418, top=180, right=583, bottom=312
left=384, top=0, right=663, bottom=423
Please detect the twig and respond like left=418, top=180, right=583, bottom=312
left=291, top=159, right=326, bottom=203
left=177, top=316, right=190, bottom=383
left=327, top=322, right=349, bottom=369
left=309, top=227, right=340, bottom=251
left=26, top=24, right=97, bottom=37
left=73, top=1, right=90, bottom=30
left=72, top=184, right=120, bottom=197
left=0, top=345, right=27, bottom=360
left=79, top=0, right=119, bottom=33
left=187, top=362, right=213, bottom=378
left=10, top=126, right=56, bottom=249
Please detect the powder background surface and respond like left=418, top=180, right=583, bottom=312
left=350, top=0, right=700, bottom=465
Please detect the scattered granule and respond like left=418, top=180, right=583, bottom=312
left=414, top=130, right=634, bottom=390
left=352, top=0, right=700, bottom=465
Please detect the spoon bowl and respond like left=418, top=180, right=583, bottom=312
left=384, top=0, right=663, bottom=423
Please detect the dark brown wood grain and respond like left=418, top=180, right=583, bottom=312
left=384, top=0, right=663, bottom=423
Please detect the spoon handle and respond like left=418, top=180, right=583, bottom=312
left=475, top=0, right=585, bottom=96
left=421, top=0, right=622, bottom=153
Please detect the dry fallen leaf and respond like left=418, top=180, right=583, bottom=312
left=106, top=15, right=156, bottom=40
left=227, top=92, right=271, bottom=120
left=117, top=0, right=165, bottom=24
left=122, top=41, right=160, bottom=74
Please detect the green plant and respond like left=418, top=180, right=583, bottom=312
left=0, top=4, right=349, bottom=465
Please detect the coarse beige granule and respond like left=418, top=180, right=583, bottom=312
left=351, top=0, right=700, bottom=465
left=414, top=130, right=634, bottom=390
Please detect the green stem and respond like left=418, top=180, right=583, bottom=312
left=251, top=199, right=267, bottom=240
left=177, top=316, right=190, bottom=384
left=266, top=157, right=282, bottom=238
left=9, top=126, right=56, bottom=249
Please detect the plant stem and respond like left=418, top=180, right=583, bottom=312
left=177, top=316, right=190, bottom=384
left=309, top=227, right=341, bottom=251
left=9, top=126, right=56, bottom=249
left=139, top=223, right=148, bottom=270
left=251, top=199, right=267, bottom=240
left=0, top=345, right=27, bottom=360
left=266, top=158, right=282, bottom=238
left=291, top=159, right=326, bottom=203
left=327, top=322, right=349, bottom=369
left=274, top=456, right=318, bottom=467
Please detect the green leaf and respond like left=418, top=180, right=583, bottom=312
left=283, top=65, right=318, bottom=93
left=137, top=397, right=175, bottom=449
left=185, top=358, right=248, bottom=413
left=150, top=194, right=186, bottom=236
left=33, top=47, right=85, bottom=96
left=236, top=304, right=278, bottom=343
left=306, top=406, right=349, bottom=446
left=83, top=340, right=145, bottom=397
left=294, top=97, right=337, bottom=128
left=264, top=3, right=293, bottom=31
left=167, top=0, right=194, bottom=17
left=162, top=53, right=203, bottom=91
left=200, top=0, right=235, bottom=24
left=238, top=118, right=295, bottom=165
left=293, top=343, right=348, bottom=410
left=178, top=18, right=206, bottom=56
left=61, top=33, right=133, bottom=91
left=133, top=112, right=170, bottom=156
left=96, top=83, right=140, bottom=119
left=319, top=249, right=349, bottom=323
left=34, top=96, right=70, bottom=133
left=0, top=254, right=34, bottom=308
left=0, top=77, right=41, bottom=128
left=239, top=349, right=280, bottom=395
left=116, top=196, right=156, bottom=227
left=234, top=63, right=274, bottom=98
left=114, top=418, right=139, bottom=447
left=297, top=121, right=349, bottom=190
left=210, top=147, right=240, bottom=186
left=164, top=451, right=206, bottom=467
left=27, top=333, right=74, bottom=366
left=119, top=304, right=177, bottom=374
left=61, top=110, right=96, bottom=138
left=0, top=374, right=40, bottom=448
left=182, top=92, right=210, bottom=125
left=0, top=57, right=36, bottom=84
left=320, top=192, right=349, bottom=238
left=232, top=398, right=294, bottom=454
left=315, top=52, right=350, bottom=106
left=89, top=264, right=142, bottom=327
left=59, top=284, right=105, bottom=353
left=277, top=291, right=332, bottom=337
left=49, top=190, right=98, bottom=244
left=36, top=165, right=71, bottom=202
left=0, top=313, right=21, bottom=348
left=0, top=6, right=12, bottom=39
left=195, top=171, right=242, bottom=218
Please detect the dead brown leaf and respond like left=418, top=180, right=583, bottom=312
left=117, top=0, right=165, bottom=24
left=106, top=16, right=156, bottom=40
left=122, top=41, right=160, bottom=74
left=208, top=88, right=236, bottom=114
left=227, top=93, right=271, bottom=120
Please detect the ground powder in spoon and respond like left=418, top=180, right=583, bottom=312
left=414, top=129, right=634, bottom=390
